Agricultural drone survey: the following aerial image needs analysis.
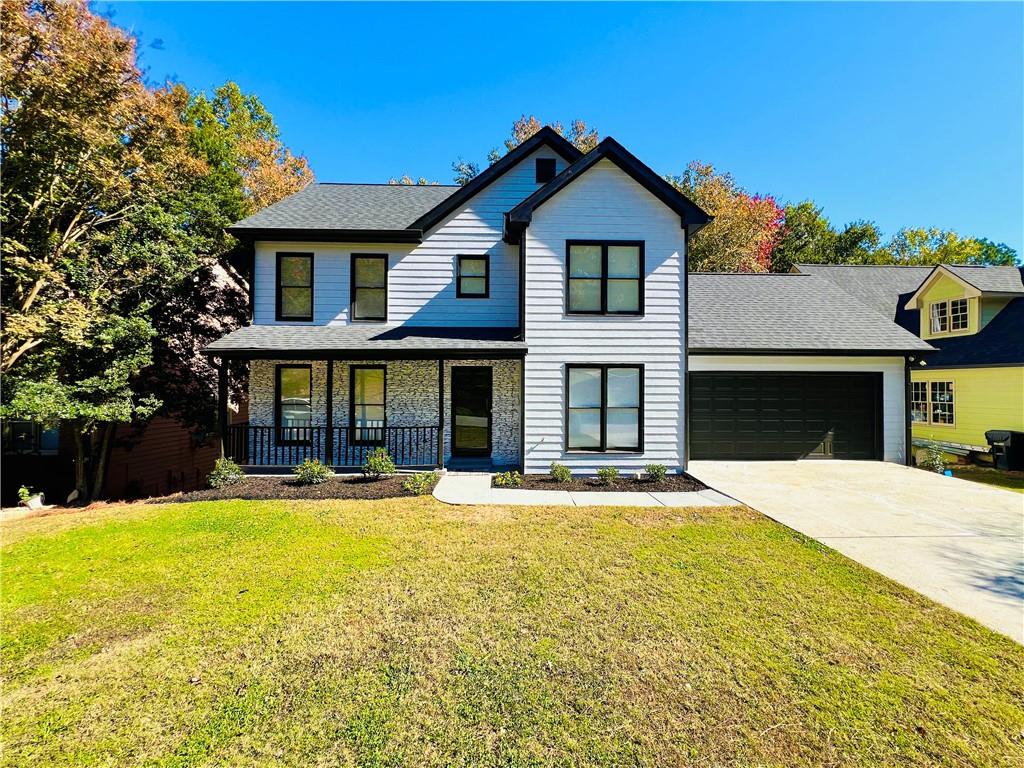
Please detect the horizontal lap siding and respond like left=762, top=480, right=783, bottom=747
left=689, top=355, right=907, bottom=463
left=523, top=159, right=686, bottom=474
left=252, top=149, right=571, bottom=327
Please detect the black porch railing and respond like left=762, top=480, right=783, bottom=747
left=225, top=424, right=440, bottom=468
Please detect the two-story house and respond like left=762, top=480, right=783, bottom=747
left=205, top=129, right=707, bottom=474
left=204, top=130, right=933, bottom=475
left=797, top=263, right=1024, bottom=459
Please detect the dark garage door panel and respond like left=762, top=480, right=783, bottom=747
left=689, top=372, right=882, bottom=460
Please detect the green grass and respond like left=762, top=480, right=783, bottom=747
left=2, top=499, right=1022, bottom=767
left=952, top=466, right=1024, bottom=494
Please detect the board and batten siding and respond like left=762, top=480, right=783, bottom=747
left=251, top=148, right=572, bottom=327
left=522, top=159, right=687, bottom=474
left=689, top=355, right=908, bottom=463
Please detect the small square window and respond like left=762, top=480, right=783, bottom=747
left=535, top=158, right=556, bottom=183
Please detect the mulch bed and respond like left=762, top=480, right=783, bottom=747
left=157, top=474, right=436, bottom=503
left=503, top=473, right=708, bottom=493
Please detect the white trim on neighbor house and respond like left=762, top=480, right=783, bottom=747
left=688, top=355, right=908, bottom=464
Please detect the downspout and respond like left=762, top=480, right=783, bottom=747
left=904, top=356, right=914, bottom=466
left=518, top=233, right=527, bottom=472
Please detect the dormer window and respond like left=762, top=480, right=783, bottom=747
left=535, top=158, right=556, bottom=183
left=929, top=298, right=968, bottom=334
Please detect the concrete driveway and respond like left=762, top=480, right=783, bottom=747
left=688, top=460, right=1024, bottom=643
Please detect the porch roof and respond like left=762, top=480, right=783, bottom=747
left=204, top=325, right=527, bottom=359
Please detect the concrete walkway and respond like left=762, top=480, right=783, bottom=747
left=689, top=460, right=1024, bottom=643
left=433, top=472, right=735, bottom=508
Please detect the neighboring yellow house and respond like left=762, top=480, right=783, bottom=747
left=796, top=263, right=1024, bottom=461
left=902, top=265, right=1024, bottom=455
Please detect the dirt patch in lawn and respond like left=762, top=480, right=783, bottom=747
left=156, top=474, right=436, bottom=503
left=506, top=473, right=708, bottom=493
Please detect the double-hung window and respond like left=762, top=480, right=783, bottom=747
left=457, top=255, right=489, bottom=298
left=566, top=365, right=643, bottom=452
left=912, top=380, right=955, bottom=425
left=351, top=366, right=386, bottom=444
left=566, top=241, right=643, bottom=315
left=911, top=382, right=929, bottom=423
left=276, top=252, right=313, bottom=321
left=276, top=365, right=312, bottom=444
left=929, top=298, right=969, bottom=334
left=351, top=254, right=388, bottom=321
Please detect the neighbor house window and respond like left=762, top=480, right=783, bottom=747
left=566, top=364, right=642, bottom=452
left=911, top=382, right=929, bottom=423
left=351, top=254, right=387, bottom=321
left=351, top=366, right=385, bottom=444
left=566, top=241, right=643, bottom=315
left=929, top=298, right=969, bottom=334
left=535, top=157, right=556, bottom=183
left=276, top=365, right=312, bottom=444
left=1, top=420, right=59, bottom=455
left=930, top=381, right=955, bottom=425
left=457, top=255, right=489, bottom=298
left=276, top=252, right=313, bottom=321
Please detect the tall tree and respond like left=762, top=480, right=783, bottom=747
left=668, top=162, right=784, bottom=272
left=772, top=201, right=882, bottom=272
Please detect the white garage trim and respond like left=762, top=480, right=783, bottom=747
left=688, top=355, right=908, bottom=464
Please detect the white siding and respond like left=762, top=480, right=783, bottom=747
left=251, top=149, right=572, bottom=327
left=688, top=355, right=907, bottom=463
left=522, top=159, right=687, bottom=474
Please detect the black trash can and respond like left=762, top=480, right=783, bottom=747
left=985, top=430, right=1024, bottom=471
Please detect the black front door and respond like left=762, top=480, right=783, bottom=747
left=452, top=367, right=492, bottom=456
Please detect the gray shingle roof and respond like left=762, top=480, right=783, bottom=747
left=229, top=183, right=459, bottom=232
left=204, top=325, right=526, bottom=357
left=944, top=265, right=1024, bottom=294
left=794, top=264, right=934, bottom=319
left=688, top=273, right=933, bottom=352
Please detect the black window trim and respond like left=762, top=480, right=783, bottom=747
left=275, top=363, right=313, bottom=445
left=275, top=251, right=314, bottom=322
left=350, top=253, right=388, bottom=322
left=350, top=364, right=387, bottom=445
left=564, top=363, right=644, bottom=453
left=535, top=157, right=557, bottom=183
left=565, top=239, right=645, bottom=316
left=456, top=254, right=490, bottom=299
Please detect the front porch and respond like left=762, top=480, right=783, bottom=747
left=205, top=326, right=526, bottom=473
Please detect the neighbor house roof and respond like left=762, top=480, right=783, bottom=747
left=504, top=136, right=712, bottom=244
left=942, top=265, right=1024, bottom=294
left=204, top=325, right=527, bottom=359
left=793, top=264, right=934, bottom=322
left=688, top=273, right=933, bottom=354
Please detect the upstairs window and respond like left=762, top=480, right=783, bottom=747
left=567, top=241, right=644, bottom=315
left=2, top=420, right=59, bottom=455
left=566, top=364, right=643, bottom=452
left=276, top=252, right=313, bottom=321
left=457, top=255, right=489, bottom=298
left=351, top=366, right=386, bottom=444
left=929, top=298, right=969, bottom=334
left=351, top=254, right=388, bottom=321
left=535, top=158, right=556, bottom=183
left=276, top=365, right=312, bottom=444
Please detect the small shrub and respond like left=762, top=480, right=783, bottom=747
left=208, top=458, right=245, bottom=489
left=403, top=471, right=439, bottom=495
left=549, top=462, right=571, bottom=483
left=644, top=463, right=667, bottom=483
left=362, top=447, right=396, bottom=479
left=921, top=442, right=947, bottom=474
left=597, top=466, right=620, bottom=485
left=17, top=485, right=32, bottom=504
left=493, top=470, right=523, bottom=488
left=293, top=458, right=334, bottom=485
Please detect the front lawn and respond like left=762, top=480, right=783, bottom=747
left=3, top=499, right=1022, bottom=767
left=952, top=465, right=1024, bottom=494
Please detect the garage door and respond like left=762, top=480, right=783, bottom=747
left=689, top=372, right=882, bottom=460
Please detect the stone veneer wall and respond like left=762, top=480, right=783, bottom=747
left=248, top=359, right=522, bottom=467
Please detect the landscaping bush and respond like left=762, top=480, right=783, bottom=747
left=362, top=447, right=396, bottom=479
left=208, top=458, right=245, bottom=489
left=921, top=442, right=947, bottom=474
left=493, top=470, right=523, bottom=488
left=644, top=463, right=667, bottom=482
left=597, top=466, right=620, bottom=485
left=402, top=471, right=439, bottom=495
left=293, top=458, right=334, bottom=485
left=549, top=462, right=571, bottom=483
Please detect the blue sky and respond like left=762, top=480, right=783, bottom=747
left=107, top=2, right=1023, bottom=253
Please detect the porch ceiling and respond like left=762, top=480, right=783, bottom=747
left=203, top=325, right=527, bottom=360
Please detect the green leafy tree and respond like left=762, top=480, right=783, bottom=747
left=773, top=201, right=883, bottom=272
